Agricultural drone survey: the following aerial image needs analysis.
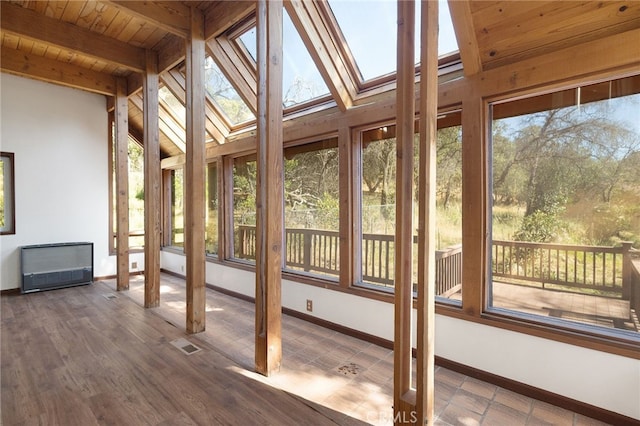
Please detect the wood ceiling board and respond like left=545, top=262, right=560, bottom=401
left=1, top=2, right=146, bottom=72
left=475, top=1, right=640, bottom=69
left=105, top=1, right=191, bottom=38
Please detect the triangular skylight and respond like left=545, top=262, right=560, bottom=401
left=204, top=56, right=255, bottom=126
left=233, top=11, right=331, bottom=109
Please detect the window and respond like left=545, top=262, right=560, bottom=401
left=206, top=161, right=219, bottom=256
left=0, top=152, right=15, bottom=235
left=232, top=155, right=257, bottom=262
left=205, top=57, right=255, bottom=126
left=284, top=138, right=339, bottom=280
left=359, top=124, right=397, bottom=289
left=170, top=168, right=185, bottom=248
left=489, top=75, right=640, bottom=336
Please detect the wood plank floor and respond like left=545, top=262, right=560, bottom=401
left=2, top=274, right=615, bottom=425
left=1, top=281, right=366, bottom=425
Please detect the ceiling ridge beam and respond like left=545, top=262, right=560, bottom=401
left=104, top=1, right=190, bottom=38
left=1, top=2, right=145, bottom=73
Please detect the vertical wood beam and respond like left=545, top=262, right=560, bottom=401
left=255, top=0, right=283, bottom=376
left=394, top=0, right=416, bottom=420
left=115, top=77, right=130, bottom=291
left=185, top=6, right=206, bottom=334
left=338, top=123, right=355, bottom=288
left=416, top=1, right=438, bottom=423
left=144, top=49, right=161, bottom=308
left=461, top=78, right=487, bottom=317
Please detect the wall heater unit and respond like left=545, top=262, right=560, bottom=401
left=21, top=242, right=93, bottom=293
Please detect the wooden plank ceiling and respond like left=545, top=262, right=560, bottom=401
left=1, top=1, right=639, bottom=157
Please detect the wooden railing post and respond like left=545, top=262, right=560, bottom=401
left=621, top=241, right=633, bottom=300
left=303, top=229, right=312, bottom=272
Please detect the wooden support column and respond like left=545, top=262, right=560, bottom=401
left=255, top=0, right=283, bottom=376
left=461, top=80, right=487, bottom=317
left=115, top=77, right=130, bottom=291
left=416, top=1, right=438, bottom=424
left=144, top=49, right=161, bottom=308
left=185, top=6, right=207, bottom=334
left=393, top=1, right=416, bottom=421
left=338, top=123, right=355, bottom=288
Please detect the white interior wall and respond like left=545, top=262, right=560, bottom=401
left=0, top=73, right=116, bottom=290
left=162, top=251, right=640, bottom=420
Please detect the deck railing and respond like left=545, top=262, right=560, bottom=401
left=236, top=225, right=462, bottom=296
left=492, top=240, right=634, bottom=297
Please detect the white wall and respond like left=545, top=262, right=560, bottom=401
left=161, top=251, right=640, bottom=420
left=0, top=73, right=116, bottom=290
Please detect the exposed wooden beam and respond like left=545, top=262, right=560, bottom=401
left=204, top=1, right=255, bottom=40
left=143, top=49, right=162, bottom=309
left=115, top=78, right=130, bottom=292
left=130, top=93, right=186, bottom=153
left=157, top=34, right=187, bottom=73
left=393, top=0, right=417, bottom=420
left=206, top=38, right=258, bottom=114
left=105, top=1, right=190, bottom=38
left=184, top=6, right=207, bottom=335
left=1, top=48, right=116, bottom=96
left=284, top=0, right=355, bottom=111
left=416, top=1, right=438, bottom=423
left=254, top=0, right=284, bottom=377
left=338, top=123, right=356, bottom=289
left=448, top=0, right=482, bottom=76
left=1, top=2, right=145, bottom=73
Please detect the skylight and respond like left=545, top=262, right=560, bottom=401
left=233, top=12, right=331, bottom=109
left=327, top=0, right=459, bottom=82
left=204, top=57, right=255, bottom=126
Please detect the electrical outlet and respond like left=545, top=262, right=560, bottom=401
left=306, top=299, right=313, bottom=312
left=131, top=262, right=137, bottom=269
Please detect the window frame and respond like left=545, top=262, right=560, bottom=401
left=0, top=152, right=16, bottom=236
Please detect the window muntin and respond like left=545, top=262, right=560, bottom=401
left=283, top=138, right=340, bottom=280
left=232, top=155, right=257, bottom=262
left=170, top=168, right=185, bottom=248
left=0, top=152, right=15, bottom=235
left=489, top=75, right=640, bottom=336
left=206, top=162, right=219, bottom=256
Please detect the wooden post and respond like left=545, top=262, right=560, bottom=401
left=416, top=0, right=438, bottom=424
left=303, top=230, right=312, bottom=272
left=143, top=49, right=161, bottom=308
left=621, top=241, right=633, bottom=300
left=115, top=77, right=130, bottom=291
left=394, top=0, right=416, bottom=421
left=461, top=84, right=487, bottom=317
left=185, top=6, right=206, bottom=334
left=255, top=0, right=283, bottom=376
left=338, top=124, right=356, bottom=289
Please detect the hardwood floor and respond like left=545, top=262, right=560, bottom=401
left=1, top=281, right=366, bottom=425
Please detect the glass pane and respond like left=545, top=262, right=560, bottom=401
left=361, top=125, right=397, bottom=288
left=233, top=155, right=257, bottom=261
left=438, top=0, right=459, bottom=57
left=205, top=57, right=255, bottom=125
left=284, top=139, right=340, bottom=280
left=283, top=10, right=331, bottom=108
left=413, top=115, right=463, bottom=302
left=0, top=154, right=11, bottom=234
left=128, top=140, right=145, bottom=249
left=158, top=86, right=186, bottom=145
left=171, top=168, right=184, bottom=248
left=490, top=75, right=640, bottom=336
left=0, top=157, right=5, bottom=229
left=328, top=0, right=397, bottom=81
left=206, top=162, right=219, bottom=256
left=238, top=27, right=256, bottom=62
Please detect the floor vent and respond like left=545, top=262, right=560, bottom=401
left=170, top=338, right=202, bottom=355
left=103, top=293, right=117, bottom=300
left=338, top=363, right=360, bottom=376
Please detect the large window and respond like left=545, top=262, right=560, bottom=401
left=0, top=152, right=15, bottom=235
left=490, top=75, right=640, bottom=336
left=206, top=162, right=219, bottom=256
left=170, top=168, right=184, bottom=248
left=283, top=138, right=339, bottom=280
left=232, top=155, right=256, bottom=262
